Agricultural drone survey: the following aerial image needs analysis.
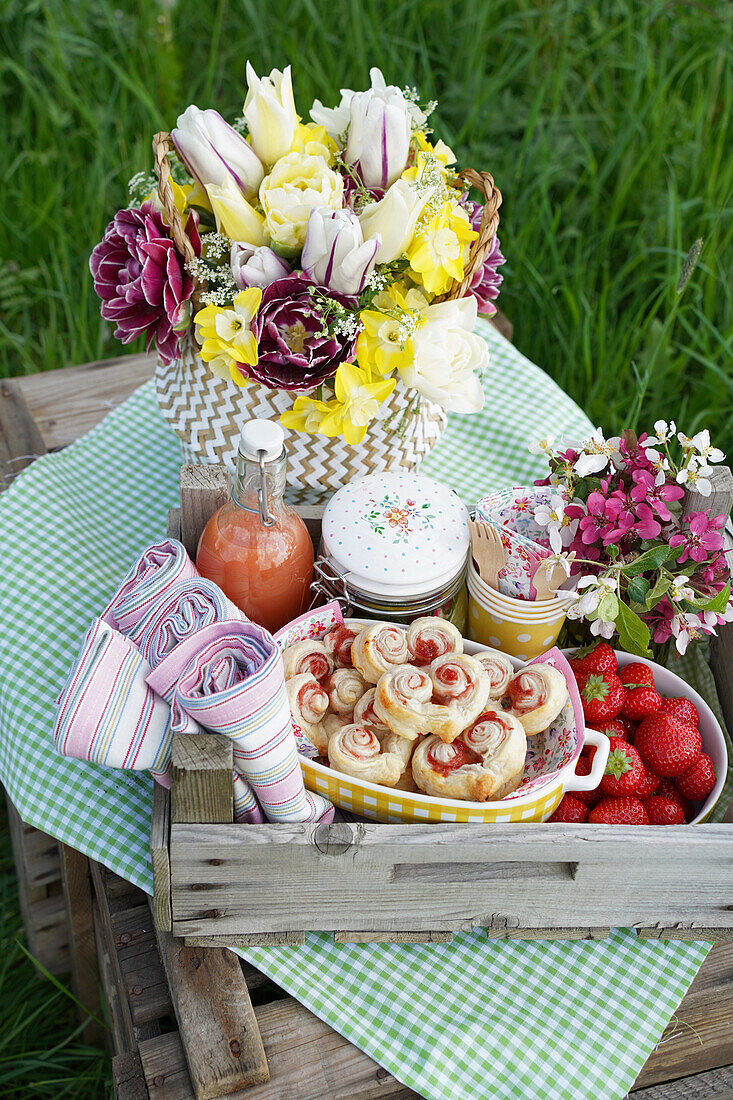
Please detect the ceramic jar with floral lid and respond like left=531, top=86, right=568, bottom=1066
left=315, top=472, right=470, bottom=628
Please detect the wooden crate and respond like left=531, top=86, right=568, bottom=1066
left=154, top=464, right=733, bottom=945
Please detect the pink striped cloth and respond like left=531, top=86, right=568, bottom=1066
left=100, top=539, right=199, bottom=640
left=147, top=622, right=333, bottom=823
left=137, top=576, right=245, bottom=666
left=54, top=618, right=173, bottom=786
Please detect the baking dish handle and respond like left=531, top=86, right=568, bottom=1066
left=563, top=728, right=610, bottom=792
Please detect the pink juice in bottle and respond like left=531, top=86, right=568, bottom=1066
left=196, top=420, right=314, bottom=634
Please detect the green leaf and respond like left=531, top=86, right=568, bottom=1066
left=626, top=576, right=651, bottom=604
left=596, top=592, right=620, bottom=621
left=645, top=574, right=672, bottom=609
left=686, top=581, right=731, bottom=614
left=620, top=545, right=676, bottom=576
left=615, top=601, right=652, bottom=658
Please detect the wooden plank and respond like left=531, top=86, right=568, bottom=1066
left=113, top=905, right=173, bottom=1026
left=179, top=464, right=230, bottom=561
left=0, top=377, right=47, bottom=486
left=94, top=900, right=131, bottom=1058
left=153, top=925, right=270, bottom=1098
left=151, top=783, right=172, bottom=932
left=112, top=1050, right=150, bottom=1100
left=60, top=844, right=105, bottom=1045
left=169, top=821, right=733, bottom=935
left=14, top=351, right=154, bottom=451
left=90, top=861, right=137, bottom=1054
left=486, top=926, right=611, bottom=941
left=683, top=465, right=733, bottom=522
left=630, top=1064, right=733, bottom=1098
left=185, top=932, right=305, bottom=948
left=632, top=944, right=733, bottom=1090
left=334, top=930, right=453, bottom=944
left=171, top=735, right=233, bottom=826
left=167, top=506, right=182, bottom=540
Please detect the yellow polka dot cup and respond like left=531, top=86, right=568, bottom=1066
left=467, top=562, right=567, bottom=660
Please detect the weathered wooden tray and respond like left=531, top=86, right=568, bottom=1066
left=151, top=464, right=733, bottom=946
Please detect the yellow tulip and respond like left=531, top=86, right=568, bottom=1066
left=206, top=178, right=267, bottom=246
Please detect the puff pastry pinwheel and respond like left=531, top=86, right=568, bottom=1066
left=406, top=617, right=463, bottom=666
left=475, top=651, right=515, bottom=699
left=327, top=724, right=406, bottom=787
left=324, top=667, right=368, bottom=714
left=322, top=710, right=354, bottom=743
left=372, top=664, right=434, bottom=740
left=353, top=687, right=391, bottom=734
left=286, top=673, right=330, bottom=754
left=373, top=655, right=490, bottom=743
left=428, top=654, right=491, bottom=740
left=351, top=623, right=409, bottom=684
left=323, top=620, right=362, bottom=668
left=505, top=663, right=568, bottom=735
left=283, top=639, right=333, bottom=682
left=412, top=709, right=526, bottom=801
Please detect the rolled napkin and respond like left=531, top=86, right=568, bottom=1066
left=147, top=621, right=333, bottom=823
left=100, top=539, right=199, bottom=639
left=136, top=577, right=245, bottom=666
left=53, top=618, right=172, bottom=786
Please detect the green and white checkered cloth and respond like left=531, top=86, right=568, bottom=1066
left=0, top=322, right=714, bottom=1100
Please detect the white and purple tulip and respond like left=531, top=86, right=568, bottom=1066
left=230, top=243, right=292, bottom=290
left=301, top=208, right=379, bottom=296
left=344, top=86, right=412, bottom=190
left=172, top=105, right=264, bottom=200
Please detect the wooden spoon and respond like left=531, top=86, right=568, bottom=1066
left=469, top=519, right=506, bottom=589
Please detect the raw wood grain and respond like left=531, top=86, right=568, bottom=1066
left=151, top=783, right=172, bottom=932
left=167, top=507, right=182, bottom=540
left=334, top=930, right=454, bottom=944
left=184, top=932, right=305, bottom=948
left=171, top=735, right=233, bottom=826
left=154, top=924, right=270, bottom=1098
left=0, top=378, right=47, bottom=486
left=90, top=862, right=137, bottom=1053
left=630, top=1064, right=733, bottom=1098
left=683, top=465, right=733, bottom=523
left=60, top=844, right=105, bottom=1045
left=179, top=464, right=230, bottom=560
left=112, top=1050, right=150, bottom=1100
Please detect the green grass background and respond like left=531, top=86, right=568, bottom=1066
left=1, top=0, right=732, bottom=1094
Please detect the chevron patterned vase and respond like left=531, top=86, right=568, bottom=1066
left=155, top=340, right=447, bottom=502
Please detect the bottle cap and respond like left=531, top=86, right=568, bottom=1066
left=239, top=419, right=285, bottom=462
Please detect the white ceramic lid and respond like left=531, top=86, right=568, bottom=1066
left=322, top=472, right=469, bottom=598
left=239, top=419, right=285, bottom=462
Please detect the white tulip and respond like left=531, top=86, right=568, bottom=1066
left=301, top=208, right=379, bottom=295
left=399, top=297, right=488, bottom=413
left=243, top=63, right=299, bottom=167
left=345, top=86, right=412, bottom=189
left=310, top=67, right=427, bottom=139
left=172, top=105, right=264, bottom=199
left=358, top=179, right=433, bottom=263
left=230, top=243, right=291, bottom=289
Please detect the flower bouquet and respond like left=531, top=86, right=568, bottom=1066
left=90, top=64, right=504, bottom=496
left=530, top=424, right=733, bottom=657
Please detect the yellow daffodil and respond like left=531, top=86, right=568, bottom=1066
left=356, top=282, right=427, bottom=376
left=280, top=395, right=333, bottom=434
left=412, top=130, right=456, bottom=168
left=405, top=200, right=477, bottom=296
left=289, top=122, right=338, bottom=164
left=194, top=288, right=262, bottom=385
left=320, top=362, right=396, bottom=444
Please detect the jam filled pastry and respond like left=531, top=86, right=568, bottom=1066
left=327, top=724, right=407, bottom=787
left=505, top=663, right=568, bottom=735
left=323, top=620, right=362, bottom=668
left=412, top=709, right=526, bottom=801
left=393, top=764, right=421, bottom=793
left=286, top=673, right=330, bottom=754
left=351, top=623, right=409, bottom=684
left=406, top=617, right=463, bottom=666
left=374, top=656, right=489, bottom=743
left=373, top=665, right=434, bottom=740
left=324, top=667, right=368, bottom=713
left=475, top=651, right=515, bottom=699
left=353, top=687, right=391, bottom=735
left=322, top=711, right=354, bottom=741
left=283, top=640, right=333, bottom=682
left=428, top=654, right=491, bottom=740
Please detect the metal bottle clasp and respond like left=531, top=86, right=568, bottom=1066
left=309, top=557, right=351, bottom=612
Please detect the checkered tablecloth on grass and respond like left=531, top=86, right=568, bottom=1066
left=0, top=321, right=717, bottom=1100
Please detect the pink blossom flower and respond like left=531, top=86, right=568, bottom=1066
left=629, top=468, right=684, bottom=521
left=669, top=511, right=726, bottom=564
left=633, top=502, right=662, bottom=541
left=647, top=597, right=675, bottom=644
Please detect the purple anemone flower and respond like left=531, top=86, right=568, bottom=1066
left=465, top=199, right=506, bottom=316
left=89, top=202, right=201, bottom=363
left=248, top=274, right=358, bottom=391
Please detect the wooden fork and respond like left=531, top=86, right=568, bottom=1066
left=532, top=559, right=568, bottom=601
left=469, top=519, right=506, bottom=589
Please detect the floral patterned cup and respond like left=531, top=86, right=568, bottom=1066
left=475, top=486, right=560, bottom=599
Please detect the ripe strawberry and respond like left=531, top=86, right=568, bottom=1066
left=659, top=696, right=700, bottom=727
left=569, top=642, right=617, bottom=677
left=596, top=718, right=628, bottom=741
left=572, top=753, right=602, bottom=808
left=577, top=671, right=625, bottom=724
left=656, top=778, right=693, bottom=821
left=589, top=797, right=650, bottom=825
left=635, top=764, right=660, bottom=800
left=549, top=795, right=589, bottom=823
left=675, top=753, right=716, bottom=802
left=619, top=662, right=655, bottom=689
left=622, top=684, right=662, bottom=721
left=635, top=715, right=702, bottom=777
left=644, top=796, right=686, bottom=825
left=600, top=738, right=645, bottom=797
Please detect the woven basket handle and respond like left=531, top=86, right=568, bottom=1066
left=441, top=168, right=502, bottom=302
left=152, top=131, right=199, bottom=270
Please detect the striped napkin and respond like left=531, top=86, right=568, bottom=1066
left=55, top=539, right=333, bottom=824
